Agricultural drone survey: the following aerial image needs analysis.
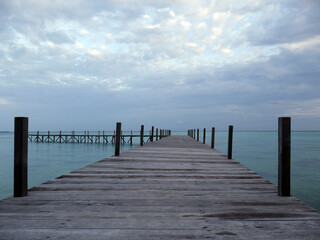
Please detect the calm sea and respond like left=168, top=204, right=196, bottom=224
left=0, top=131, right=319, bottom=211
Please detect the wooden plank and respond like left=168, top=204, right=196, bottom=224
left=0, top=135, right=319, bottom=240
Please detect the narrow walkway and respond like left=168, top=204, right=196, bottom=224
left=0, top=136, right=319, bottom=239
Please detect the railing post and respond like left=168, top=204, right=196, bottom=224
left=203, top=128, right=206, bottom=144
left=115, top=122, right=121, bottom=156
left=151, top=126, right=154, bottom=142
left=197, top=129, right=199, bottom=141
left=278, top=117, right=291, bottom=196
left=156, top=128, right=158, bottom=141
left=140, top=125, right=144, bottom=146
left=14, top=117, right=28, bottom=197
left=228, top=125, right=233, bottom=159
left=193, top=129, right=196, bottom=139
left=211, top=127, right=215, bottom=149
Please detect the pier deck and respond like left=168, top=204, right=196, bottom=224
left=0, top=136, right=319, bottom=239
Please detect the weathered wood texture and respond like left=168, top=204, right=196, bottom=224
left=1, top=136, right=319, bottom=239
left=14, top=117, right=28, bottom=197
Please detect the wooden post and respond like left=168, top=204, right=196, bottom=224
left=140, top=125, right=144, bottom=146
left=193, top=129, right=196, bottom=139
left=14, top=117, right=28, bottom=197
left=211, top=127, right=215, bottom=149
left=151, top=126, right=154, bottom=142
left=228, top=125, right=233, bottom=159
left=203, top=128, right=206, bottom=144
left=115, top=122, right=121, bottom=156
left=197, top=129, right=199, bottom=141
left=278, top=117, right=291, bottom=196
left=156, top=128, right=158, bottom=141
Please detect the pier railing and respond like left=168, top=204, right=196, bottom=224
left=28, top=129, right=171, bottom=145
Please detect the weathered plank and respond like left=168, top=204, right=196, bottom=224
left=0, top=135, right=319, bottom=240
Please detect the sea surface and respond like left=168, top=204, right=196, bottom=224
left=0, top=131, right=319, bottom=211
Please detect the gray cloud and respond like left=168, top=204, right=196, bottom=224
left=245, top=0, right=320, bottom=45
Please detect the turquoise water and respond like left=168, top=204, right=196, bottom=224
left=0, top=131, right=319, bottom=211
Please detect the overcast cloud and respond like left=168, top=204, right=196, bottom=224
left=1, top=0, right=319, bottom=131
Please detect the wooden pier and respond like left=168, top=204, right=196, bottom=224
left=28, top=130, right=170, bottom=144
left=1, top=135, right=319, bottom=239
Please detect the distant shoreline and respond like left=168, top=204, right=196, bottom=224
left=0, top=131, right=11, bottom=133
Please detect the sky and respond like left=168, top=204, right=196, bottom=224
left=1, top=0, right=320, bottom=131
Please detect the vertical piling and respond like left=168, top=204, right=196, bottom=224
left=156, top=128, right=158, bottom=141
left=14, top=117, right=28, bottom=197
left=115, top=122, right=121, bottom=156
left=151, top=126, right=154, bottom=142
left=228, top=125, right=233, bottom=159
left=140, top=125, right=144, bottom=146
left=203, top=128, right=206, bottom=144
left=211, top=127, right=215, bottom=149
left=197, top=129, right=199, bottom=141
left=278, top=117, right=291, bottom=196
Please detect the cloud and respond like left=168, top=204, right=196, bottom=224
left=244, top=0, right=320, bottom=46
left=0, top=98, right=10, bottom=105
left=282, top=35, right=320, bottom=52
left=88, top=49, right=100, bottom=56
left=282, top=99, right=320, bottom=117
left=0, top=0, right=319, bottom=130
